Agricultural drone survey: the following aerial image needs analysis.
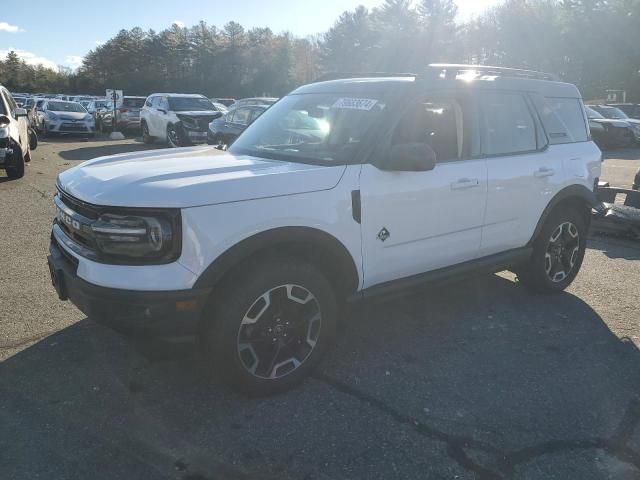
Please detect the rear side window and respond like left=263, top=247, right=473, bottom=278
left=479, top=93, right=537, bottom=155
left=533, top=96, right=588, bottom=144
left=233, top=108, right=251, bottom=126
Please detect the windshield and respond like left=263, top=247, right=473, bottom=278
left=168, top=96, right=215, bottom=111
left=596, top=106, right=628, bottom=119
left=47, top=101, right=87, bottom=113
left=585, top=107, right=604, bottom=119
left=229, top=93, right=388, bottom=165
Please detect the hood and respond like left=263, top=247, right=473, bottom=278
left=590, top=118, right=630, bottom=128
left=57, top=146, right=345, bottom=208
left=176, top=110, right=220, bottom=117
left=53, top=111, right=87, bottom=121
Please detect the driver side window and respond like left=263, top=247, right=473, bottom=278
left=392, top=97, right=472, bottom=163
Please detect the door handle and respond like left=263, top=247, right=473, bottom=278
left=451, top=178, right=479, bottom=190
left=534, top=167, right=555, bottom=178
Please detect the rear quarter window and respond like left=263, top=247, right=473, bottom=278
left=124, top=98, right=145, bottom=108
left=533, top=96, right=588, bottom=144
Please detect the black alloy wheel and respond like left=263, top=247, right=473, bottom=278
left=237, top=284, right=322, bottom=380
left=544, top=221, right=580, bottom=283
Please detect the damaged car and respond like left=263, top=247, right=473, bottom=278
left=141, top=93, right=225, bottom=147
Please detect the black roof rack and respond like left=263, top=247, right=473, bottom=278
left=426, top=64, right=559, bottom=81
left=312, top=72, right=417, bottom=83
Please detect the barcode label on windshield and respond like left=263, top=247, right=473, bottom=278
left=332, top=98, right=378, bottom=111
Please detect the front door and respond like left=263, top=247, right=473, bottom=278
left=360, top=94, right=488, bottom=289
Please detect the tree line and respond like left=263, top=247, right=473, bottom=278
left=1, top=0, right=639, bottom=101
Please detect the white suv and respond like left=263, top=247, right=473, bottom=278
left=140, top=93, right=224, bottom=147
left=48, top=65, right=602, bottom=395
left=0, top=85, right=31, bottom=179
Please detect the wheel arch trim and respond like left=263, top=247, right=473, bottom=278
left=192, top=226, right=361, bottom=295
left=528, top=184, right=597, bottom=245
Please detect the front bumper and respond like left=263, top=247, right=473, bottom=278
left=47, top=240, right=211, bottom=337
left=0, top=146, right=14, bottom=167
left=46, top=120, right=95, bottom=134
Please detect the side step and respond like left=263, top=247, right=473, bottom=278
left=349, top=247, right=533, bottom=303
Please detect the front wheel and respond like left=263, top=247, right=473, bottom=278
left=141, top=121, right=154, bottom=144
left=201, top=259, right=337, bottom=396
left=6, top=145, right=25, bottom=179
left=166, top=124, right=183, bottom=148
left=515, top=207, right=587, bottom=293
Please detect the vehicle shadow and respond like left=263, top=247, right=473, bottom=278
left=2, top=270, right=640, bottom=479
left=56, top=141, right=163, bottom=162
left=589, top=235, right=640, bottom=260
left=603, top=147, right=640, bottom=161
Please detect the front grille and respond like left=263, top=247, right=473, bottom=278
left=58, top=188, right=99, bottom=220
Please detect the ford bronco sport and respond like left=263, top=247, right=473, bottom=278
left=48, top=65, right=602, bottom=395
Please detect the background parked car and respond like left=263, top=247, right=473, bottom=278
left=141, top=93, right=224, bottom=147
left=607, top=103, right=640, bottom=120
left=36, top=100, right=96, bottom=138
left=211, top=102, right=229, bottom=115
left=0, top=85, right=31, bottom=179
left=85, top=98, right=110, bottom=125
left=13, top=95, right=27, bottom=107
left=97, top=96, right=146, bottom=133
left=208, top=104, right=267, bottom=146
left=591, top=105, right=640, bottom=143
left=231, top=97, right=278, bottom=110
left=585, top=106, right=635, bottom=149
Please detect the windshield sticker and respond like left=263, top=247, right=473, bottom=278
left=332, top=98, right=378, bottom=111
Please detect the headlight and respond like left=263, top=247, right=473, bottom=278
left=90, top=211, right=181, bottom=264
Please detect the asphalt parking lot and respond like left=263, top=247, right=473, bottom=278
left=1, top=138, right=640, bottom=479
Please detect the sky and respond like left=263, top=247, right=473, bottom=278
left=0, top=0, right=501, bottom=70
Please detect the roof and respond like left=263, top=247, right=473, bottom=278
left=238, top=97, right=278, bottom=101
left=296, top=64, right=581, bottom=98
left=147, top=93, right=206, bottom=98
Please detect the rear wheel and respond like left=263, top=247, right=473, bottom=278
left=516, top=207, right=587, bottom=293
left=201, top=258, right=337, bottom=396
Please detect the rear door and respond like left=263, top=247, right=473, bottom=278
left=479, top=91, right=557, bottom=255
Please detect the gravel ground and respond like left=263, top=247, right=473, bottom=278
left=1, top=138, right=639, bottom=480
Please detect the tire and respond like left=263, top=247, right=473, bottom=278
left=201, top=258, right=337, bottom=396
left=141, top=121, right=154, bottom=144
left=166, top=124, right=182, bottom=148
left=6, top=145, right=25, bottom=179
left=516, top=207, right=587, bottom=294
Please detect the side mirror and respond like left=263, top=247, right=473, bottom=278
left=382, top=143, right=437, bottom=172
left=211, top=111, right=222, bottom=120
left=15, top=107, right=28, bottom=118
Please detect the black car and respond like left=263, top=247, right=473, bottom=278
left=590, top=105, right=640, bottom=143
left=607, top=103, right=640, bottom=120
left=633, top=168, right=640, bottom=191
left=208, top=105, right=268, bottom=146
left=585, top=106, right=635, bottom=149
